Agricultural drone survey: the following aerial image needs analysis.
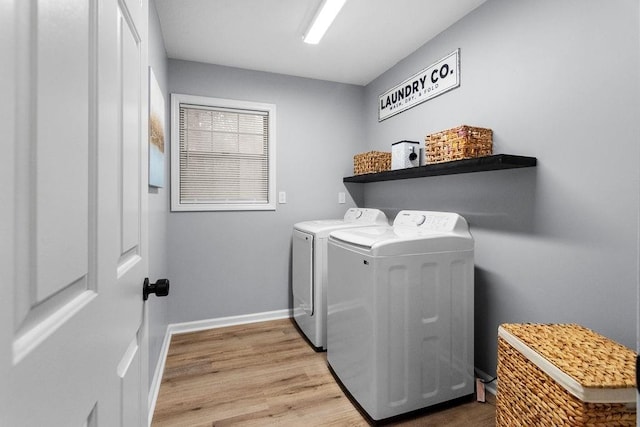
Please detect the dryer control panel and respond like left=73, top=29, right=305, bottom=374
left=344, top=208, right=388, bottom=223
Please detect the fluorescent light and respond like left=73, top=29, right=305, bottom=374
left=303, top=0, right=347, bottom=44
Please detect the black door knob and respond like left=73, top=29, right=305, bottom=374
left=143, top=278, right=170, bottom=300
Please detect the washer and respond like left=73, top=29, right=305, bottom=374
left=327, top=210, right=474, bottom=421
left=292, top=208, right=388, bottom=350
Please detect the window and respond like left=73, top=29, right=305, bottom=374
left=170, top=94, right=276, bottom=211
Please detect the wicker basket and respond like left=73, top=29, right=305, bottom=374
left=497, top=323, right=636, bottom=427
left=425, top=125, right=492, bottom=164
left=353, top=151, right=391, bottom=175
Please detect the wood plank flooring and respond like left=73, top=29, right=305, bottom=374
left=151, top=318, right=495, bottom=426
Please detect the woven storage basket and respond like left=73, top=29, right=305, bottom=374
left=353, top=151, right=391, bottom=175
left=497, top=323, right=636, bottom=427
left=425, top=125, right=492, bottom=164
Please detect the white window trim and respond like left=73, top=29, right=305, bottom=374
left=170, top=93, right=276, bottom=211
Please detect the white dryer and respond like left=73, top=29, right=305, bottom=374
left=327, top=210, right=474, bottom=421
left=292, top=208, right=388, bottom=350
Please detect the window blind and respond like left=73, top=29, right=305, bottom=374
left=178, top=103, right=270, bottom=205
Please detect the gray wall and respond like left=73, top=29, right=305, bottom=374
left=148, top=0, right=170, bottom=388
left=158, top=0, right=638, bottom=380
left=167, top=61, right=364, bottom=323
left=361, top=0, right=639, bottom=375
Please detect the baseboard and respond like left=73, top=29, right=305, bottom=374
left=475, top=367, right=498, bottom=396
left=147, top=326, right=173, bottom=426
left=147, top=308, right=292, bottom=426
left=167, top=308, right=292, bottom=335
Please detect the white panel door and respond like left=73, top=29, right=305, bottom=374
left=0, top=0, right=149, bottom=425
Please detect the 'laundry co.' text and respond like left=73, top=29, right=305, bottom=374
left=378, top=49, right=460, bottom=122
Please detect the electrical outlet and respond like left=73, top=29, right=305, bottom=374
left=278, top=191, right=286, bottom=204
left=338, top=192, right=346, bottom=204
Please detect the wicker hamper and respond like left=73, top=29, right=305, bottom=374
left=353, top=151, right=391, bottom=175
left=496, top=323, right=636, bottom=427
left=425, top=125, right=492, bottom=164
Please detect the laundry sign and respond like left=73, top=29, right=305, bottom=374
left=378, top=49, right=460, bottom=121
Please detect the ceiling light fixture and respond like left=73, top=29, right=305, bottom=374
left=303, top=0, right=347, bottom=44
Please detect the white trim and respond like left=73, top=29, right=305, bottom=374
left=167, top=308, right=292, bottom=335
left=170, top=93, right=277, bottom=212
left=147, top=325, right=173, bottom=426
left=147, top=309, right=292, bottom=426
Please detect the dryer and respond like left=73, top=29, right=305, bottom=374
left=327, top=210, right=474, bottom=421
left=292, top=208, right=388, bottom=350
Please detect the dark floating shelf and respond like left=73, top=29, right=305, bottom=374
left=343, top=154, right=537, bottom=183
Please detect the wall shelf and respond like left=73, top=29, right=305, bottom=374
left=343, top=154, right=537, bottom=183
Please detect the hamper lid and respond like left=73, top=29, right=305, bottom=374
left=498, top=323, right=636, bottom=403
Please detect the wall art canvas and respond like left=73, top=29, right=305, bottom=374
left=149, top=67, right=165, bottom=187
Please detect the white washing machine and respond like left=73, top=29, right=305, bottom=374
left=327, top=210, right=474, bottom=421
left=292, top=208, right=388, bottom=350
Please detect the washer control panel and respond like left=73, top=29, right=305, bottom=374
left=393, top=210, right=459, bottom=231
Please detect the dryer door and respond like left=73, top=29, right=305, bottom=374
left=292, top=229, right=314, bottom=315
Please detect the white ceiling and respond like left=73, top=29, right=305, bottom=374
left=154, top=0, right=487, bottom=86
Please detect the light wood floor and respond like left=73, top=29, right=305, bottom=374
left=151, top=318, right=495, bottom=426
